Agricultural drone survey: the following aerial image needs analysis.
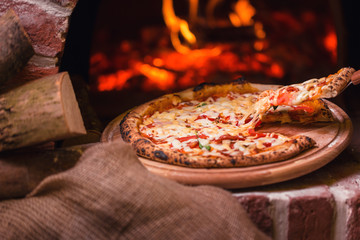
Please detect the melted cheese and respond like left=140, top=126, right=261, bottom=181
left=140, top=92, right=290, bottom=157
left=239, top=68, right=350, bottom=129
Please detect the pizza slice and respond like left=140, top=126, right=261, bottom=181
left=243, top=67, right=355, bottom=129
left=261, top=99, right=334, bottom=124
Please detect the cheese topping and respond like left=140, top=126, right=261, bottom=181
left=139, top=92, right=291, bottom=157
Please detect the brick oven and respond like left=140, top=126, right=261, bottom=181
left=4, top=0, right=358, bottom=125
left=60, top=0, right=360, bottom=125
left=2, top=0, right=360, bottom=239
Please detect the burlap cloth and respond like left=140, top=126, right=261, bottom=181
left=0, top=140, right=270, bottom=239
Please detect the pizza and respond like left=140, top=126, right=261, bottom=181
left=120, top=67, right=355, bottom=168
left=242, top=67, right=355, bottom=129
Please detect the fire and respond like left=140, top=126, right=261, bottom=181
left=229, top=0, right=255, bottom=27
left=254, top=22, right=266, bottom=39
left=162, top=0, right=263, bottom=54
left=97, top=70, right=133, bottom=91
left=162, top=0, right=197, bottom=54
left=136, top=63, right=176, bottom=91
left=92, top=43, right=285, bottom=92
left=91, top=1, right=337, bottom=93
left=96, top=60, right=176, bottom=92
left=159, top=47, right=222, bottom=72
left=324, top=28, right=337, bottom=63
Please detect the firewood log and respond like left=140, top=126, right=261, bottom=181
left=0, top=144, right=90, bottom=200
left=0, top=72, right=86, bottom=151
left=0, top=9, right=34, bottom=85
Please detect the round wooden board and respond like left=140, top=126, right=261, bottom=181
left=101, top=98, right=353, bottom=189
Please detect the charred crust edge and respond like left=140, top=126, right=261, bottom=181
left=119, top=112, right=131, bottom=128
left=193, top=77, right=249, bottom=92
left=119, top=113, right=132, bottom=142
left=193, top=82, right=217, bottom=92
left=154, top=150, right=168, bottom=161
left=233, top=76, right=247, bottom=84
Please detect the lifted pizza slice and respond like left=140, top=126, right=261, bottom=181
left=243, top=67, right=355, bottom=129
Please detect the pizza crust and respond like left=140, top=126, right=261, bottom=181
left=320, top=67, right=355, bottom=98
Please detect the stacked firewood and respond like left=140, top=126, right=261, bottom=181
left=0, top=10, right=88, bottom=199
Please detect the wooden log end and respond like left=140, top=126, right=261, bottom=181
left=60, top=72, right=87, bottom=137
left=0, top=72, right=86, bottom=152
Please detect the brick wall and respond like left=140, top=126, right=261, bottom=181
left=0, top=0, right=103, bottom=151
left=0, top=0, right=79, bottom=83
left=233, top=153, right=360, bottom=240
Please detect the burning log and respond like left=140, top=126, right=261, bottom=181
left=0, top=145, right=88, bottom=200
left=0, top=72, right=86, bottom=152
left=0, top=9, right=34, bottom=85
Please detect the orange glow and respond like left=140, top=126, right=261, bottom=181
left=97, top=70, right=134, bottom=91
left=178, top=70, right=196, bottom=88
left=255, top=53, right=271, bottom=63
left=189, top=0, right=199, bottom=24
left=89, top=2, right=329, bottom=93
left=163, top=0, right=263, bottom=54
left=324, top=29, right=337, bottom=62
left=96, top=61, right=176, bottom=91
left=253, top=40, right=267, bottom=51
left=153, top=58, right=164, bottom=67
left=135, top=63, right=176, bottom=91
left=160, top=47, right=222, bottom=71
left=229, top=0, right=255, bottom=27
left=254, top=22, right=266, bottom=39
left=268, top=63, right=284, bottom=78
left=93, top=41, right=286, bottom=92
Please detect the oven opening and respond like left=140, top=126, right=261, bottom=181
left=62, top=0, right=345, bottom=125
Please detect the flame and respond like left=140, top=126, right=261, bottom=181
left=162, top=0, right=196, bottom=54
left=92, top=42, right=287, bottom=92
left=92, top=1, right=291, bottom=93
left=96, top=60, right=176, bottom=92
left=268, top=63, right=284, bottom=78
left=160, top=47, right=222, bottom=71
left=97, top=70, right=134, bottom=91
left=324, top=29, right=337, bottom=62
left=254, top=22, right=266, bottom=39
left=229, top=0, right=255, bottom=27
left=163, top=0, right=262, bottom=54
left=189, top=0, right=199, bottom=24
left=135, top=63, right=176, bottom=91
left=153, top=58, right=164, bottom=67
